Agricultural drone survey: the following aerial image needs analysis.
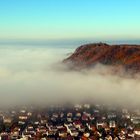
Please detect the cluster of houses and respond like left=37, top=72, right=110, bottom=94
left=0, top=104, right=140, bottom=140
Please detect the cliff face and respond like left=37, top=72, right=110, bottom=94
left=64, top=43, right=140, bottom=72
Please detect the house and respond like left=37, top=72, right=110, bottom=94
left=122, top=113, right=131, bottom=119
left=73, top=120, right=82, bottom=129
left=122, top=109, right=128, bottom=114
left=96, top=121, right=105, bottom=129
left=83, top=132, right=90, bottom=138
left=36, top=126, right=47, bottom=133
left=84, top=104, right=90, bottom=109
left=58, top=129, right=67, bottom=138
left=86, top=123, right=96, bottom=131
left=40, top=119, right=47, bottom=125
left=74, top=104, right=82, bottom=110
left=105, top=135, right=113, bottom=140
left=3, top=116, right=13, bottom=124
left=69, top=130, right=79, bottom=137
left=0, top=132, right=9, bottom=140
left=67, top=117, right=72, bottom=122
left=75, top=112, right=82, bottom=118
left=118, top=128, right=127, bottom=140
left=89, top=115, right=95, bottom=121
left=107, top=113, right=116, bottom=119
left=109, top=120, right=116, bottom=128
left=18, top=115, right=28, bottom=120
left=79, top=125, right=86, bottom=132
left=18, top=115, right=28, bottom=125
left=131, top=115, right=140, bottom=124
left=82, top=114, right=88, bottom=121
left=52, top=113, right=59, bottom=118
left=67, top=112, right=73, bottom=117
left=67, top=125, right=76, bottom=133
left=22, top=131, right=35, bottom=139
left=134, top=128, right=140, bottom=137
left=20, top=109, right=26, bottom=114
left=127, top=132, right=134, bottom=139
left=64, top=123, right=72, bottom=129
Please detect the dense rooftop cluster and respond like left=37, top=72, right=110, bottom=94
left=0, top=104, right=140, bottom=140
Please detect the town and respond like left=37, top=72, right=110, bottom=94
left=0, top=104, right=140, bottom=140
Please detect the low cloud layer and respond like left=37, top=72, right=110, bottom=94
left=0, top=45, right=140, bottom=108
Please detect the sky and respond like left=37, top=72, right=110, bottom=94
left=0, top=0, right=140, bottom=41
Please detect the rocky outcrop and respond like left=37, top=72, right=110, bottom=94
left=64, top=43, right=140, bottom=72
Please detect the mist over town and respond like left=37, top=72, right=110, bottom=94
left=1, top=0, right=140, bottom=139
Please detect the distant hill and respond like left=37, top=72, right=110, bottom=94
left=64, top=43, right=140, bottom=72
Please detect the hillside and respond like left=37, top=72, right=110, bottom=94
left=64, top=43, right=140, bottom=72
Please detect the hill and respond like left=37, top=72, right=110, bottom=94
left=64, top=43, right=140, bottom=72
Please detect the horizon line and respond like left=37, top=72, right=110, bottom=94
left=0, top=38, right=140, bottom=46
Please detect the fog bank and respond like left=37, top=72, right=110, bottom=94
left=0, top=45, right=140, bottom=108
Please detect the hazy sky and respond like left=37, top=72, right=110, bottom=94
left=0, top=0, right=140, bottom=40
